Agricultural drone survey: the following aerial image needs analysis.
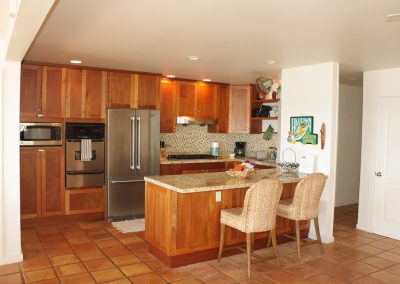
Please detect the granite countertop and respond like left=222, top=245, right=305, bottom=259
left=160, top=156, right=276, bottom=167
left=144, top=169, right=306, bottom=193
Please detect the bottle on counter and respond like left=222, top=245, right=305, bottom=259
left=210, top=141, right=219, bottom=157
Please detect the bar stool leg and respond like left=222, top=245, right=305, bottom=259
left=270, top=229, right=281, bottom=267
left=314, top=217, right=324, bottom=254
left=267, top=231, right=272, bottom=248
left=246, top=233, right=252, bottom=278
left=251, top=233, right=255, bottom=253
left=218, top=224, right=225, bottom=262
left=295, top=220, right=301, bottom=260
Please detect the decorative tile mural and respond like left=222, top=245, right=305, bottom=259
left=160, top=125, right=278, bottom=156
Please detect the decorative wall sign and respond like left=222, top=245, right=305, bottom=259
left=320, top=123, right=326, bottom=150
left=288, top=116, right=314, bottom=144
left=302, top=134, right=318, bottom=145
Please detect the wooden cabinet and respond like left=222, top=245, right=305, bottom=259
left=20, top=65, right=42, bottom=118
left=160, top=164, right=182, bottom=175
left=228, top=86, right=251, bottom=133
left=65, top=187, right=104, bottom=215
left=160, top=79, right=177, bottom=133
left=137, top=74, right=160, bottom=109
left=66, top=69, right=106, bottom=119
left=209, top=84, right=230, bottom=133
left=20, top=148, right=42, bottom=218
left=177, top=82, right=196, bottom=117
left=108, top=71, right=134, bottom=108
left=196, top=83, right=216, bottom=118
left=21, top=64, right=65, bottom=119
left=20, top=147, right=64, bottom=219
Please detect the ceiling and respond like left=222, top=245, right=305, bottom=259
left=24, top=0, right=400, bottom=85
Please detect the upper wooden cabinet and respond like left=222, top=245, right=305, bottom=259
left=21, top=64, right=65, bottom=119
left=209, top=84, right=229, bottom=133
left=20, top=65, right=42, bottom=118
left=20, top=147, right=64, bottom=219
left=108, top=72, right=160, bottom=109
left=228, top=86, right=251, bottom=133
left=160, top=79, right=177, bottom=133
left=196, top=83, right=216, bottom=119
left=65, top=68, right=106, bottom=119
left=137, top=74, right=160, bottom=109
left=177, top=82, right=196, bottom=117
left=108, top=72, right=134, bottom=108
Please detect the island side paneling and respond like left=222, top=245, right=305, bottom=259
left=145, top=181, right=308, bottom=267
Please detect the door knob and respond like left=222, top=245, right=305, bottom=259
left=375, top=172, right=382, bottom=177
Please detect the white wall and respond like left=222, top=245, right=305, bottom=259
left=280, top=62, right=339, bottom=243
left=0, top=61, right=22, bottom=265
left=335, top=84, right=362, bottom=207
left=358, top=67, right=400, bottom=232
left=0, top=0, right=55, bottom=265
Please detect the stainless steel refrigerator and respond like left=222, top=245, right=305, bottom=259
left=107, top=109, right=160, bottom=220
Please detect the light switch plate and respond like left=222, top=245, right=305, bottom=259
left=215, top=191, right=222, bottom=202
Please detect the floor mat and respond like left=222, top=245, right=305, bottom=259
left=111, top=218, right=145, bottom=233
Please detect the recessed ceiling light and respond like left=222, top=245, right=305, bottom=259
left=265, top=59, right=277, bottom=64
left=166, top=75, right=176, bottom=78
left=186, top=56, right=200, bottom=61
left=70, top=59, right=82, bottom=64
left=203, top=79, right=211, bottom=82
left=386, top=14, right=400, bottom=22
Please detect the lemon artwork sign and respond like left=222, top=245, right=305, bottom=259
left=288, top=116, right=318, bottom=145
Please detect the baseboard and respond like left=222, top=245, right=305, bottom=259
left=356, top=223, right=372, bottom=233
left=0, top=253, right=23, bottom=265
left=308, top=231, right=334, bottom=243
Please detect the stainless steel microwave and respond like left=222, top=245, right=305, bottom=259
left=20, top=122, right=63, bottom=146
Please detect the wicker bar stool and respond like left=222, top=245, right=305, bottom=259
left=217, top=178, right=283, bottom=278
left=268, top=173, right=327, bottom=260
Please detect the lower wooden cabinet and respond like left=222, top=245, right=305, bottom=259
left=20, top=147, right=64, bottom=219
left=65, top=187, right=104, bottom=215
left=161, top=162, right=233, bottom=175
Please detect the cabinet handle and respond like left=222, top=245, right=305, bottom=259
left=38, top=149, right=44, bottom=152
left=37, top=114, right=44, bottom=118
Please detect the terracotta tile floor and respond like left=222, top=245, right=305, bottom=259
left=1, top=204, right=400, bottom=283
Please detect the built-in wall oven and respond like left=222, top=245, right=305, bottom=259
left=20, top=122, right=63, bottom=146
left=65, top=122, right=105, bottom=188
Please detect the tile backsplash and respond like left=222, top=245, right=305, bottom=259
left=160, top=125, right=278, bottom=156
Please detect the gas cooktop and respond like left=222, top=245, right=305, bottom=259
left=167, top=154, right=219, bottom=160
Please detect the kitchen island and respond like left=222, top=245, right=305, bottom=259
left=144, top=169, right=309, bottom=267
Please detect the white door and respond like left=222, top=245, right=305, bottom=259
left=374, top=97, right=400, bottom=240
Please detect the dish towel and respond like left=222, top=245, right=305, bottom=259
left=81, top=139, right=93, bottom=161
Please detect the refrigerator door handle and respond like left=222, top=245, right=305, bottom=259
left=130, top=116, right=136, bottom=170
left=136, top=117, right=141, bottom=170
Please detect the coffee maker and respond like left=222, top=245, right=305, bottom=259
left=234, top=142, right=246, bottom=157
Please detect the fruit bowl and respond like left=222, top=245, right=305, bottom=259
left=226, top=169, right=254, bottom=179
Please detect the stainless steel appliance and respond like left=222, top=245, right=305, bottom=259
left=65, top=122, right=105, bottom=188
left=20, top=122, right=62, bottom=146
left=234, top=141, right=246, bottom=157
left=107, top=109, right=160, bottom=220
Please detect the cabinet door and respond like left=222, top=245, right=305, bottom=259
left=42, top=66, right=65, bottom=118
left=229, top=86, right=250, bottom=133
left=20, top=64, right=42, bottom=118
left=20, top=148, right=42, bottom=219
left=65, top=68, right=84, bottom=118
left=160, top=79, right=177, bottom=133
left=177, top=82, right=196, bottom=117
left=42, top=147, right=64, bottom=216
left=86, top=70, right=106, bottom=119
left=137, top=74, right=160, bottom=109
left=209, top=84, right=229, bottom=133
left=196, top=83, right=216, bottom=119
left=108, top=72, right=134, bottom=108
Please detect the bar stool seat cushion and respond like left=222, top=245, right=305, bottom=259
left=220, top=207, right=244, bottom=231
left=277, top=199, right=294, bottom=219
